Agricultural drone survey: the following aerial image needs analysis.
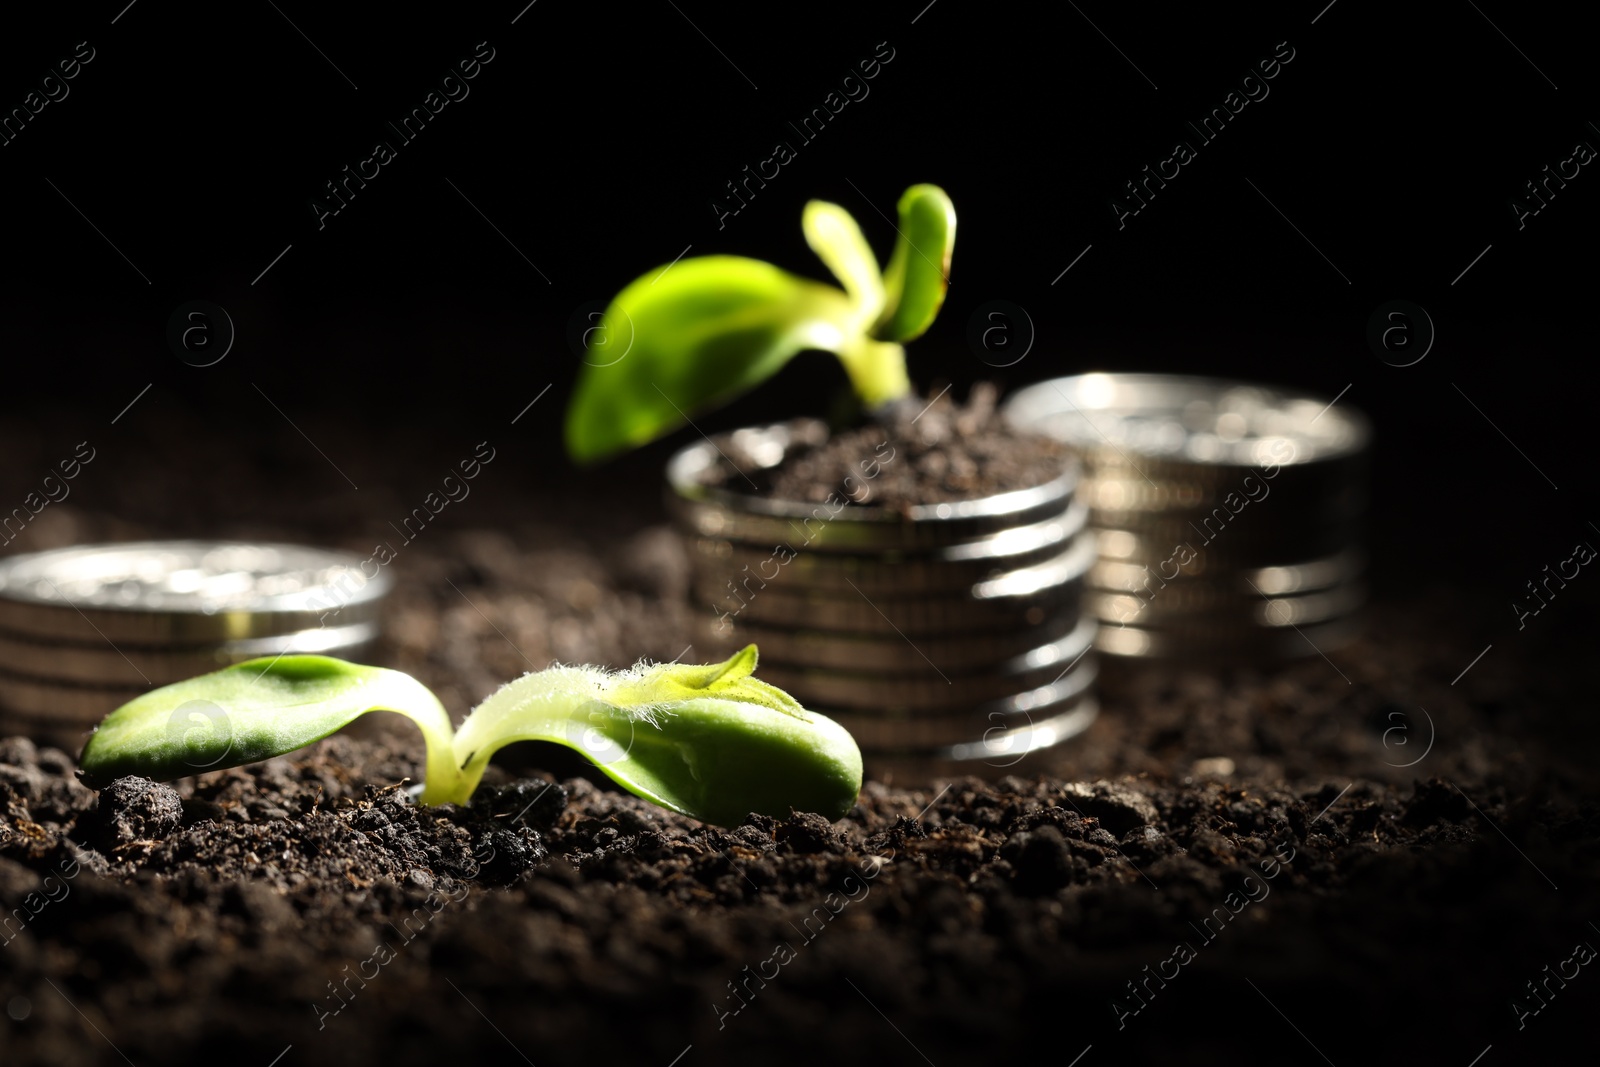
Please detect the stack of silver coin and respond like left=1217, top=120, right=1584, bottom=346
left=1004, top=373, right=1370, bottom=663
left=669, top=419, right=1099, bottom=767
left=0, top=541, right=392, bottom=748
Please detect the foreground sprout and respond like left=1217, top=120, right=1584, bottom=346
left=78, top=646, right=863, bottom=827
left=564, top=183, right=956, bottom=463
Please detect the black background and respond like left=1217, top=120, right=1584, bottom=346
left=2, top=0, right=1594, bottom=595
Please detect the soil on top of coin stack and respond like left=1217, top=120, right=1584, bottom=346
left=699, top=383, right=1070, bottom=508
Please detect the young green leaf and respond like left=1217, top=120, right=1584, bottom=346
left=603, top=642, right=804, bottom=716
left=871, top=184, right=957, bottom=343
left=801, top=200, right=885, bottom=323
left=78, top=655, right=460, bottom=804
left=77, top=648, right=864, bottom=827
left=564, top=256, right=858, bottom=464
left=451, top=646, right=863, bottom=826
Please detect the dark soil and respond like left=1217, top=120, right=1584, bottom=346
left=0, top=411, right=1596, bottom=1067
left=706, top=383, right=1071, bottom=508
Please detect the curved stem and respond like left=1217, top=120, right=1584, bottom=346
left=445, top=666, right=604, bottom=806
left=361, top=668, right=462, bottom=805
left=835, top=336, right=912, bottom=409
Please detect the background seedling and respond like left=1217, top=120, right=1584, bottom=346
left=564, top=183, right=955, bottom=463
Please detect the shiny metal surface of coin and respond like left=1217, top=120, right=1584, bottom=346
left=0, top=671, right=142, bottom=725
left=1095, top=613, right=1361, bottom=661
left=758, top=618, right=1098, bottom=714
left=693, top=534, right=1092, bottom=636
left=686, top=502, right=1089, bottom=596
left=1089, top=549, right=1364, bottom=598
left=0, top=541, right=393, bottom=644
left=1004, top=373, right=1371, bottom=470
left=0, top=621, right=380, bottom=687
left=829, top=688, right=1098, bottom=750
left=693, top=609, right=1085, bottom=674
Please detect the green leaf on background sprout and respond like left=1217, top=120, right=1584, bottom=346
left=871, top=184, right=957, bottom=343
left=564, top=184, right=956, bottom=463
left=78, top=647, right=863, bottom=827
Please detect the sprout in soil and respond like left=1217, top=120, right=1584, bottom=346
left=565, top=183, right=955, bottom=463
left=77, top=645, right=862, bottom=828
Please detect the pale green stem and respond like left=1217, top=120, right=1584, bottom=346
left=445, top=666, right=608, bottom=806
left=361, top=668, right=463, bottom=806
left=834, top=336, right=912, bottom=408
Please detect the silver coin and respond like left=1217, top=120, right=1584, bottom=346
left=694, top=580, right=1078, bottom=635
left=1093, top=579, right=1365, bottom=631
left=1088, top=508, right=1368, bottom=555
left=970, top=530, right=1097, bottom=599
left=1081, top=477, right=1216, bottom=513
left=829, top=686, right=1098, bottom=750
left=0, top=541, right=394, bottom=645
left=1004, top=373, right=1371, bottom=470
left=693, top=609, right=1086, bottom=673
left=667, top=419, right=1080, bottom=553
left=1091, top=525, right=1367, bottom=577
left=861, top=698, right=1100, bottom=774
left=1083, top=475, right=1366, bottom=522
left=686, top=501, right=1089, bottom=596
left=756, top=618, right=1097, bottom=714
left=942, top=696, right=1099, bottom=762
left=848, top=675, right=1101, bottom=751
left=1091, top=586, right=1328, bottom=628
left=692, top=533, right=1094, bottom=636
left=1089, top=549, right=1364, bottom=598
left=0, top=671, right=142, bottom=725
left=0, top=621, right=379, bottom=687
left=1082, top=445, right=1365, bottom=495
left=1094, top=525, right=1366, bottom=569
left=1251, top=582, right=1366, bottom=628
left=1005, top=374, right=1368, bottom=661
left=1095, top=613, right=1361, bottom=661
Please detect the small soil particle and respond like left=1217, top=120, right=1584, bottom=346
left=75, top=776, right=183, bottom=850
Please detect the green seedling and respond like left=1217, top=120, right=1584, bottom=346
left=78, top=645, right=862, bottom=827
left=565, top=183, right=956, bottom=463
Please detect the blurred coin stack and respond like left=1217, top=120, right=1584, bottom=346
left=669, top=419, right=1099, bottom=768
left=1004, top=373, right=1370, bottom=662
left=0, top=541, right=392, bottom=748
